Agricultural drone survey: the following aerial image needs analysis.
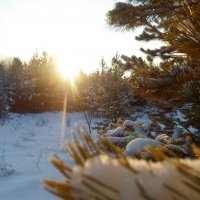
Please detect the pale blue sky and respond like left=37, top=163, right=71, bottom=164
left=0, top=0, right=156, bottom=77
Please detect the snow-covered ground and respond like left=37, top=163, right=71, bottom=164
left=0, top=109, right=198, bottom=200
left=0, top=112, right=100, bottom=200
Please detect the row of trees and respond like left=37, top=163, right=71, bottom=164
left=0, top=52, right=67, bottom=115
left=0, top=52, right=142, bottom=122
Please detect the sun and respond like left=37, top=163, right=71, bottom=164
left=57, top=58, right=80, bottom=82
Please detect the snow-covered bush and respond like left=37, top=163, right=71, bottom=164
left=98, top=115, right=198, bottom=159
left=44, top=131, right=200, bottom=200
left=99, top=118, right=152, bottom=148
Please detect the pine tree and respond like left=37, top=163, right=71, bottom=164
left=8, top=57, right=26, bottom=113
left=27, top=51, right=63, bottom=112
left=107, top=0, right=200, bottom=61
left=97, top=57, right=133, bottom=122
left=109, top=3, right=200, bottom=131
left=73, top=58, right=134, bottom=122
left=74, top=69, right=90, bottom=111
left=0, top=62, right=7, bottom=116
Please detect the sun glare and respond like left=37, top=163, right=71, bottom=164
left=57, top=59, right=80, bottom=82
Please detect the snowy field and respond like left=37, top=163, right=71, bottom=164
left=0, top=110, right=197, bottom=200
left=0, top=112, right=100, bottom=200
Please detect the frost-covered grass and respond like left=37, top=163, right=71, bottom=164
left=43, top=128, right=200, bottom=200
left=0, top=112, right=100, bottom=200
left=46, top=155, right=200, bottom=200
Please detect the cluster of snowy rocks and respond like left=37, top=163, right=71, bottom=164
left=98, top=119, right=193, bottom=159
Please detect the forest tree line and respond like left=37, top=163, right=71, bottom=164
left=0, top=52, right=142, bottom=122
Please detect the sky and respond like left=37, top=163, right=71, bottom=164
left=0, top=0, right=153, bottom=77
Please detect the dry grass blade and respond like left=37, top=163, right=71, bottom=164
left=43, top=179, right=75, bottom=200
left=43, top=127, right=200, bottom=200
left=81, top=173, right=119, bottom=194
left=191, top=144, right=200, bottom=158
left=65, top=140, right=84, bottom=166
left=145, top=146, right=167, bottom=161
left=73, top=128, right=92, bottom=155
left=73, top=137, right=90, bottom=161
left=50, top=156, right=72, bottom=179
left=82, top=133, right=100, bottom=155
left=81, top=179, right=115, bottom=200
left=135, top=180, right=156, bottom=200
left=182, top=180, right=200, bottom=194
left=163, top=183, right=190, bottom=200
left=100, top=137, right=138, bottom=173
left=76, top=126, right=101, bottom=157
left=173, top=160, right=200, bottom=186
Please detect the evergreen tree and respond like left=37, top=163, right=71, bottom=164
left=0, top=62, right=8, bottom=116
left=108, top=3, right=200, bottom=131
left=107, top=0, right=200, bottom=61
left=9, top=57, right=26, bottom=113
left=0, top=51, right=73, bottom=114
left=74, top=69, right=90, bottom=111
left=97, top=57, right=133, bottom=122
left=27, top=51, right=63, bottom=112
left=87, top=70, right=105, bottom=117
left=73, top=59, right=134, bottom=122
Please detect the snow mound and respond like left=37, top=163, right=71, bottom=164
left=124, top=138, right=161, bottom=156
